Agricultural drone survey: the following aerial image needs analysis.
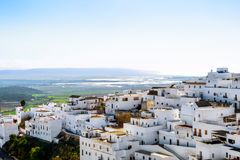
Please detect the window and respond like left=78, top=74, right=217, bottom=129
left=228, top=139, right=235, bottom=144
left=212, top=153, right=214, bottom=158
left=134, top=97, right=139, bottom=101
left=198, top=129, right=202, bottom=137
left=226, top=152, right=228, bottom=158
left=205, top=130, right=208, bottom=135
left=163, top=136, right=166, bottom=140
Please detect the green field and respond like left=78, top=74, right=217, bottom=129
left=2, top=94, right=69, bottom=115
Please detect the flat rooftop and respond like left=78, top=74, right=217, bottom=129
left=135, top=150, right=171, bottom=158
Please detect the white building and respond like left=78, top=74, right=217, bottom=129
left=159, top=124, right=195, bottom=147
left=65, top=112, right=90, bottom=134
left=65, top=113, right=107, bottom=135
left=124, top=116, right=163, bottom=145
left=154, top=95, right=198, bottom=109
left=0, top=116, right=18, bottom=147
left=124, top=108, right=179, bottom=145
left=105, top=94, right=142, bottom=114
left=152, top=108, right=180, bottom=127
left=191, top=133, right=240, bottom=160
left=80, top=128, right=140, bottom=160
left=181, top=100, right=234, bottom=125
left=69, top=96, right=102, bottom=110
left=25, top=116, right=62, bottom=142
left=184, top=68, right=240, bottom=109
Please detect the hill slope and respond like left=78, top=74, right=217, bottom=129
left=0, top=86, right=42, bottom=102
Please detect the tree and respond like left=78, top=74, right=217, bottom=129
left=20, top=100, right=26, bottom=106
left=29, top=147, right=41, bottom=160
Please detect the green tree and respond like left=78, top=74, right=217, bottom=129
left=20, top=100, right=26, bottom=106
left=29, top=147, right=41, bottom=160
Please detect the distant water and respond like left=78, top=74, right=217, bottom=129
left=0, top=75, right=195, bottom=95
left=53, top=76, right=182, bottom=88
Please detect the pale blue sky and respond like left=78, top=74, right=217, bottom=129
left=0, top=0, right=240, bottom=75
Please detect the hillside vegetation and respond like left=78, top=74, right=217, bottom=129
left=3, top=134, right=79, bottom=160
left=0, top=86, right=42, bottom=102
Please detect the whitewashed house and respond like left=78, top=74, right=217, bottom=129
left=65, top=112, right=90, bottom=134
left=80, top=128, right=140, bottom=160
left=69, top=96, right=102, bottom=110
left=159, top=124, right=195, bottom=147
left=0, top=116, right=18, bottom=147
left=124, top=116, right=163, bottom=145
left=25, top=116, right=62, bottom=142
left=180, top=100, right=234, bottom=125
left=152, top=108, right=180, bottom=127
left=105, top=93, right=142, bottom=114
left=184, top=68, right=240, bottom=109
left=154, top=95, right=198, bottom=109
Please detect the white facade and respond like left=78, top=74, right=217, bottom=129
left=159, top=124, right=195, bottom=147
left=25, top=116, right=62, bottom=142
left=105, top=94, right=142, bottom=114
left=69, top=96, right=102, bottom=110
left=124, top=117, right=163, bottom=145
left=0, top=116, right=18, bottom=147
left=80, top=129, right=140, bottom=160
left=65, top=113, right=107, bottom=135
left=181, top=101, right=234, bottom=125
left=65, top=113, right=90, bottom=134
left=154, top=95, right=198, bottom=108
left=184, top=68, right=240, bottom=109
left=153, top=108, right=180, bottom=127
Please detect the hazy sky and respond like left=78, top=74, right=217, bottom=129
left=0, top=0, right=240, bottom=76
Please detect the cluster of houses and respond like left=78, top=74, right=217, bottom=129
left=1, top=67, right=240, bottom=160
